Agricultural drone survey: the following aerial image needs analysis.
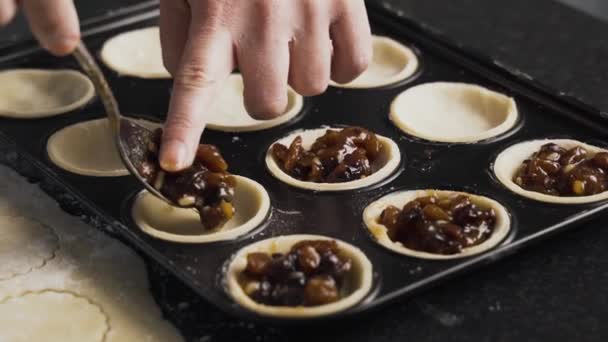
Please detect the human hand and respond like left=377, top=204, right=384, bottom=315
left=159, top=0, right=372, bottom=171
left=0, top=0, right=79, bottom=56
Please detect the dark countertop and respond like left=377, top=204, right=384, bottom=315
left=2, top=1, right=608, bottom=341
left=151, top=219, right=608, bottom=342
left=382, top=0, right=608, bottom=115
left=0, top=0, right=155, bottom=49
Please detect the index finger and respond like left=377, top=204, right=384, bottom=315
left=159, top=12, right=235, bottom=172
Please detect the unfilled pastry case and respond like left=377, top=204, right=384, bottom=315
left=0, top=2, right=608, bottom=323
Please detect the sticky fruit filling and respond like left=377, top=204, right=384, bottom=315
left=513, top=143, right=608, bottom=196
left=138, top=128, right=236, bottom=229
left=271, top=127, right=384, bottom=183
left=238, top=240, right=354, bottom=306
left=378, top=194, right=497, bottom=255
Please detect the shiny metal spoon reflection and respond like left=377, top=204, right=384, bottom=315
left=72, top=41, right=176, bottom=206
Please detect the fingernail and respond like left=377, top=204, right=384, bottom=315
left=160, top=140, right=188, bottom=172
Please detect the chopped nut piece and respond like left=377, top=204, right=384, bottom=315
left=244, top=281, right=260, bottom=295
left=177, top=195, right=196, bottom=207
left=153, top=170, right=165, bottom=190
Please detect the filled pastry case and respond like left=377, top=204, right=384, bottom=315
left=0, top=0, right=607, bottom=323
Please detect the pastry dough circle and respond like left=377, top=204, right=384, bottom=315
left=0, top=69, right=94, bottom=118
left=390, top=82, right=518, bottom=143
left=330, top=36, right=419, bottom=89
left=47, top=117, right=159, bottom=177
left=494, top=139, right=608, bottom=204
left=0, top=166, right=184, bottom=341
left=225, top=234, right=373, bottom=318
left=265, top=127, right=401, bottom=191
left=100, top=26, right=170, bottom=79
left=207, top=74, right=304, bottom=132
left=0, top=290, right=109, bottom=342
left=132, top=175, right=271, bottom=243
left=363, top=189, right=511, bottom=260
left=0, top=216, right=59, bottom=280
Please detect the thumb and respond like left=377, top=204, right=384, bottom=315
left=0, top=0, right=17, bottom=27
left=22, top=0, right=80, bottom=56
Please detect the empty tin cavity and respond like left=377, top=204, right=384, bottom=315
left=331, top=36, right=419, bottom=89
left=390, top=82, right=518, bottom=143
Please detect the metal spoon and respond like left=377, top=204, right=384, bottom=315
left=72, top=41, right=174, bottom=205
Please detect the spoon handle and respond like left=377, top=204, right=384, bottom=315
left=73, top=42, right=122, bottom=131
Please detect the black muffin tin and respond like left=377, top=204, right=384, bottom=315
left=1, top=2, right=607, bottom=323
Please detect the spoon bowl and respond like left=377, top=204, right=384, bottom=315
left=72, top=42, right=173, bottom=205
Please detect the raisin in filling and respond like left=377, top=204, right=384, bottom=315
left=513, top=143, right=608, bottom=196
left=271, top=127, right=384, bottom=183
left=239, top=240, right=353, bottom=307
left=378, top=194, right=497, bottom=255
left=138, top=128, right=237, bottom=230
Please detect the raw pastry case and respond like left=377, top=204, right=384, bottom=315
left=0, top=1, right=607, bottom=323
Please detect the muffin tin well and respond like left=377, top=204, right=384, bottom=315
left=0, top=3, right=607, bottom=323
left=0, top=69, right=95, bottom=118
left=390, top=82, right=518, bottom=143
left=362, top=189, right=512, bottom=260
left=330, top=35, right=420, bottom=89
left=224, top=234, right=373, bottom=318
left=265, top=127, right=401, bottom=191
left=131, top=176, right=271, bottom=243
left=206, top=73, right=306, bottom=133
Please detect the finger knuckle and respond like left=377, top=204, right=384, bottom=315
left=175, top=65, right=216, bottom=90
left=301, top=0, right=322, bottom=23
left=252, top=0, right=280, bottom=25
left=190, top=0, right=234, bottom=32
left=166, top=114, right=198, bottom=133
left=333, top=0, right=364, bottom=17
